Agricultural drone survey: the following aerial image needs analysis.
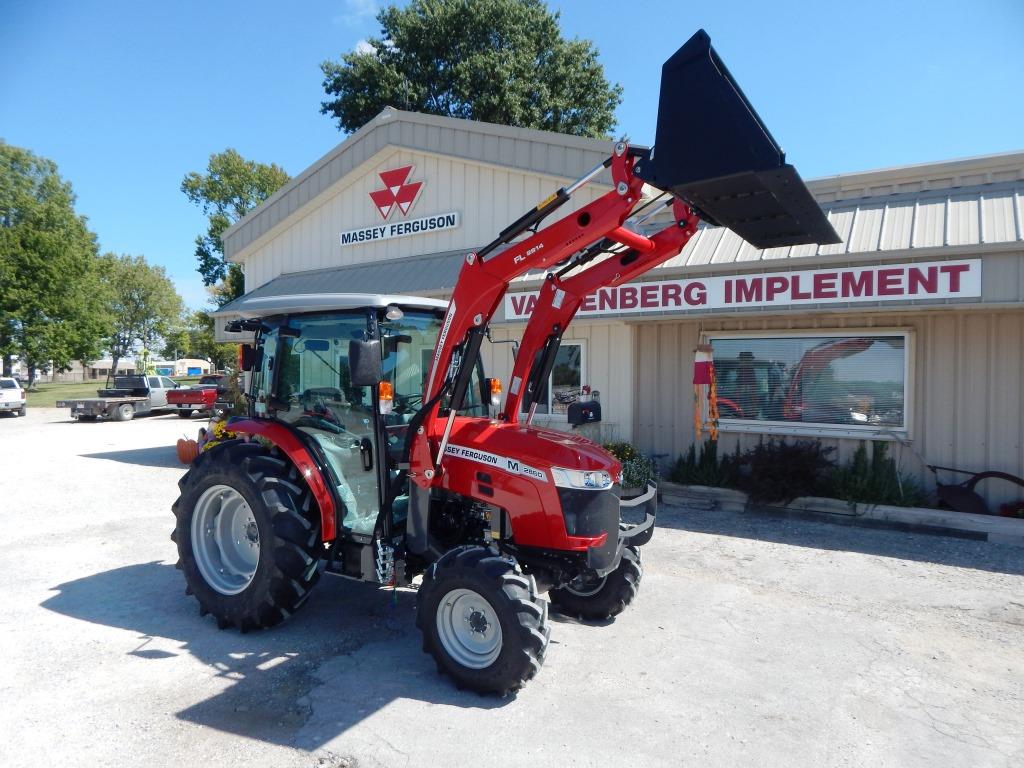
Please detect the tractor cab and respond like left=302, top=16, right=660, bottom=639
left=231, top=294, right=486, bottom=544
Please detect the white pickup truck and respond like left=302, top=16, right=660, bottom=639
left=0, top=377, right=27, bottom=417
left=56, top=375, right=189, bottom=421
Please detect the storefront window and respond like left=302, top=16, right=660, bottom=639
left=709, top=333, right=907, bottom=432
left=523, top=341, right=585, bottom=416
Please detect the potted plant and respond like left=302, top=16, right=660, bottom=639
left=603, top=442, right=656, bottom=500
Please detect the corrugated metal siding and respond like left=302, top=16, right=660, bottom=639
left=633, top=309, right=1024, bottom=507
left=653, top=182, right=1024, bottom=273
left=242, top=147, right=609, bottom=291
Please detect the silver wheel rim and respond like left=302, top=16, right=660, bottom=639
left=436, top=588, right=503, bottom=669
left=565, top=575, right=607, bottom=597
left=191, top=484, right=260, bottom=595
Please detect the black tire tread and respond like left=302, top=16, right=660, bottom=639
left=416, top=546, right=550, bottom=695
left=172, top=439, right=322, bottom=631
left=549, top=546, right=643, bottom=621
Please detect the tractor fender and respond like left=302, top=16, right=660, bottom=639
left=228, top=418, right=337, bottom=542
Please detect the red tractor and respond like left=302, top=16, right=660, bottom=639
left=172, top=30, right=838, bottom=694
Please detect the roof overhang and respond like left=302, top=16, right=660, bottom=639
left=212, top=292, right=447, bottom=320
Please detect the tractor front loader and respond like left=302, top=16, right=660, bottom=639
left=172, top=29, right=839, bottom=694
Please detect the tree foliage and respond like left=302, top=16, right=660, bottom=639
left=181, top=149, right=289, bottom=304
left=98, top=253, right=183, bottom=378
left=321, top=0, right=622, bottom=138
left=0, top=141, right=107, bottom=383
left=162, top=310, right=235, bottom=370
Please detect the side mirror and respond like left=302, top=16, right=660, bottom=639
left=240, top=345, right=263, bottom=371
left=348, top=339, right=382, bottom=387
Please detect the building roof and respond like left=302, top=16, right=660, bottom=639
left=221, top=105, right=1023, bottom=301
left=222, top=108, right=616, bottom=261
left=217, top=249, right=467, bottom=315
left=656, top=176, right=1024, bottom=275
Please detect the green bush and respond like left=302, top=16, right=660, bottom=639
left=827, top=442, right=927, bottom=508
left=734, top=439, right=836, bottom=504
left=668, top=441, right=739, bottom=487
left=603, top=442, right=656, bottom=489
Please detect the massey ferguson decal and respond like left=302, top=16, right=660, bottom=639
left=339, top=164, right=460, bottom=247
left=504, top=259, right=982, bottom=319
left=444, top=444, right=548, bottom=483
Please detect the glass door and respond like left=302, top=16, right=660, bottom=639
left=267, top=313, right=382, bottom=536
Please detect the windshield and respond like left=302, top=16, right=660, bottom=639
left=0, top=379, right=16, bottom=389
left=379, top=309, right=484, bottom=416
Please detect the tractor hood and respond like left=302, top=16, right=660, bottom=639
left=441, top=417, right=621, bottom=483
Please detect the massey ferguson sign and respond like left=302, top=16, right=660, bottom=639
left=504, top=259, right=982, bottom=320
left=339, top=164, right=459, bottom=246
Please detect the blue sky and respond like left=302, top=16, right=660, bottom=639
left=2, top=0, right=1022, bottom=310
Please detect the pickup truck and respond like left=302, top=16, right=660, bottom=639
left=166, top=373, right=227, bottom=419
left=57, top=375, right=185, bottom=421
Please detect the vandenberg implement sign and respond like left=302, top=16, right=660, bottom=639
left=340, top=212, right=460, bottom=246
left=504, top=259, right=982, bottom=320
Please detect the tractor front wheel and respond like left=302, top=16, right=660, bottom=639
left=417, top=546, right=550, bottom=695
left=549, top=546, right=643, bottom=621
left=172, top=440, right=322, bottom=631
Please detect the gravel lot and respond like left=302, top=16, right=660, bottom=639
left=1, top=408, right=1022, bottom=768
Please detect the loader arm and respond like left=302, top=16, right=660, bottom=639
left=501, top=199, right=700, bottom=423
left=408, top=143, right=650, bottom=487
left=407, top=27, right=840, bottom=491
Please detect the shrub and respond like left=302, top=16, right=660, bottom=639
left=828, top=442, right=927, bottom=508
left=734, top=439, right=836, bottom=504
left=668, top=441, right=740, bottom=487
left=603, top=442, right=656, bottom=489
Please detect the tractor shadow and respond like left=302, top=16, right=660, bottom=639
left=655, top=503, right=1024, bottom=576
left=41, top=562, right=508, bottom=751
left=81, top=446, right=182, bottom=469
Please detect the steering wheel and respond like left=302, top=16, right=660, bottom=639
left=393, top=392, right=422, bottom=414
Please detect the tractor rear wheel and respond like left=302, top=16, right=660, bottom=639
left=417, top=546, right=550, bottom=695
left=549, top=545, right=643, bottom=621
left=172, top=440, right=322, bottom=631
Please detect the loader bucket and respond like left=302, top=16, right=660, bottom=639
left=634, top=30, right=840, bottom=249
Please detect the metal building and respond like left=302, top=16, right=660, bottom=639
left=217, top=108, right=1024, bottom=506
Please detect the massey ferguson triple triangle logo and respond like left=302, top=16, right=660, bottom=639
left=338, top=165, right=460, bottom=247
left=369, top=165, right=422, bottom=219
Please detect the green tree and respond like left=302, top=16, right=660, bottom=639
left=162, top=310, right=235, bottom=371
left=181, top=149, right=289, bottom=304
left=0, top=141, right=107, bottom=384
left=98, top=253, right=183, bottom=378
left=321, top=0, right=622, bottom=138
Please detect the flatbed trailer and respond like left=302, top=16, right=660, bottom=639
left=57, top=375, right=181, bottom=422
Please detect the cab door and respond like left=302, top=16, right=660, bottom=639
left=148, top=376, right=168, bottom=407
left=261, top=313, right=384, bottom=539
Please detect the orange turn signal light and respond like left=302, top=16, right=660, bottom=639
left=489, top=377, right=502, bottom=407
left=378, top=381, right=394, bottom=414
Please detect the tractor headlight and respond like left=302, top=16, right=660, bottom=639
left=550, top=467, right=614, bottom=490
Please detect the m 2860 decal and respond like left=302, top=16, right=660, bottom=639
left=444, top=444, right=548, bottom=483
